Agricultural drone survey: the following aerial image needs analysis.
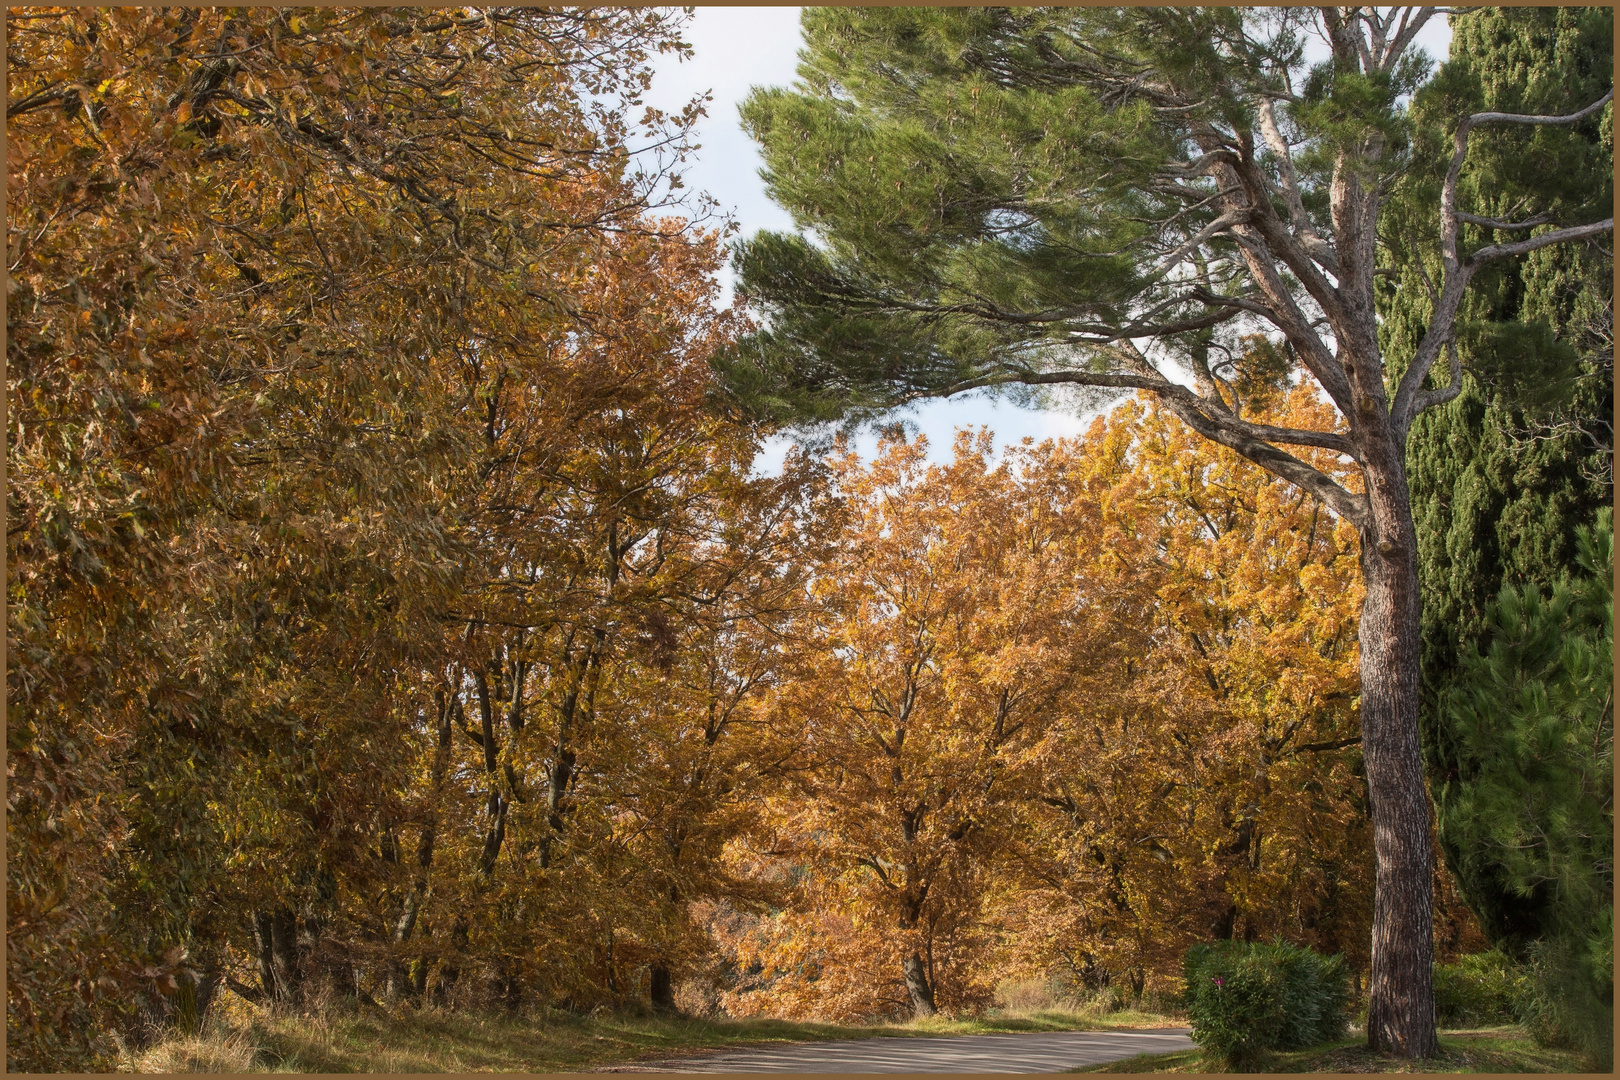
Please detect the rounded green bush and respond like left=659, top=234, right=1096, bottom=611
left=1182, top=941, right=1350, bottom=1064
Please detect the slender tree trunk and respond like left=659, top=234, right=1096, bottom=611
left=391, top=684, right=454, bottom=1001
left=387, top=825, right=435, bottom=1002
left=435, top=915, right=470, bottom=1004
left=1358, top=462, right=1438, bottom=1058
left=270, top=904, right=302, bottom=1003
left=902, top=953, right=936, bottom=1018
left=252, top=910, right=278, bottom=1001
left=475, top=667, right=510, bottom=877
left=649, top=963, right=676, bottom=1012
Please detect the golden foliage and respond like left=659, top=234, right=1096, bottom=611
left=9, top=8, right=1465, bottom=1058
left=714, top=374, right=1383, bottom=1019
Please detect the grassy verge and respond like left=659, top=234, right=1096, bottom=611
left=1074, top=1026, right=1591, bottom=1074
left=122, top=996, right=1182, bottom=1073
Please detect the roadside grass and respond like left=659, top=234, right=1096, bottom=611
left=1074, top=1025, right=1592, bottom=1074
left=121, top=995, right=1184, bottom=1073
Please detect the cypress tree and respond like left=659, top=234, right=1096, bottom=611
left=1383, top=7, right=1613, bottom=956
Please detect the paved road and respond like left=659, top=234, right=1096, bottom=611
left=609, top=1028, right=1195, bottom=1073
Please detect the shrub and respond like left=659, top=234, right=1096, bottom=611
left=1522, top=933, right=1613, bottom=1071
left=1182, top=941, right=1350, bottom=1064
left=1432, top=950, right=1531, bottom=1028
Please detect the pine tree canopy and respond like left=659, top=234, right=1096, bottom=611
left=726, top=8, right=1322, bottom=418
left=722, top=9, right=1607, bottom=448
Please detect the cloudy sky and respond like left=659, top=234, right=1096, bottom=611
left=646, top=8, right=1455, bottom=471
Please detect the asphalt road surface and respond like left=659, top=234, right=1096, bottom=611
left=610, top=1028, right=1195, bottom=1073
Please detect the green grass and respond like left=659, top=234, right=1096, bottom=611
left=124, top=999, right=1182, bottom=1073
left=1074, top=1026, right=1593, bottom=1074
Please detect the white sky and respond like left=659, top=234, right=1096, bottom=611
left=647, top=8, right=1455, bottom=474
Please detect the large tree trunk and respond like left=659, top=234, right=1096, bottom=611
left=1358, top=466, right=1438, bottom=1058
left=387, top=824, right=435, bottom=1002
left=902, top=953, right=936, bottom=1018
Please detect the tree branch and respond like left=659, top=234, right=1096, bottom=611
left=1398, top=87, right=1615, bottom=433
left=1466, top=218, right=1615, bottom=267
left=1256, top=97, right=1341, bottom=277
left=1441, top=89, right=1613, bottom=269
left=1455, top=211, right=1553, bottom=231
left=1150, top=208, right=1251, bottom=278
left=1410, top=338, right=1462, bottom=416
left=1381, top=8, right=1442, bottom=73
left=1289, top=734, right=1362, bottom=755
left=899, top=360, right=1363, bottom=517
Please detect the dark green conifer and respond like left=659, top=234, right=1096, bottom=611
left=1434, top=512, right=1612, bottom=1068
left=1383, top=5, right=1612, bottom=959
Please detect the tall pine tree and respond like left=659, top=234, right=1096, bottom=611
left=1383, top=7, right=1612, bottom=956
left=724, top=8, right=1612, bottom=1055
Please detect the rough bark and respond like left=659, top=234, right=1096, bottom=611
left=268, top=904, right=302, bottom=1003
left=902, top=953, right=937, bottom=1018
left=475, top=666, right=510, bottom=877
left=1358, top=464, right=1439, bottom=1058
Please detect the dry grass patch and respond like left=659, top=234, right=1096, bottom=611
left=123, top=1024, right=258, bottom=1074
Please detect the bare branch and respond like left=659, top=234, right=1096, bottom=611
left=1256, top=101, right=1342, bottom=279
left=1162, top=149, right=1241, bottom=178
left=1156, top=392, right=1366, bottom=524
left=1442, top=89, right=1614, bottom=268
left=1399, top=87, right=1615, bottom=433
left=1455, top=211, right=1553, bottom=231
left=1150, top=208, right=1251, bottom=278
left=1467, top=218, right=1615, bottom=267
left=1222, top=222, right=1357, bottom=417
left=1188, top=287, right=1280, bottom=323
left=1382, top=8, right=1441, bottom=73
left=898, top=360, right=1362, bottom=516
left=1410, top=338, right=1463, bottom=416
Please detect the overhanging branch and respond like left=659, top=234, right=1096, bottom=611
left=1397, top=86, right=1615, bottom=434
left=896, top=362, right=1364, bottom=523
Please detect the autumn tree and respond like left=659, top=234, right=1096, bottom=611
left=719, top=7, right=1612, bottom=1054
left=951, top=359, right=1376, bottom=1001
left=385, top=240, right=829, bottom=1011
left=714, top=371, right=1393, bottom=1020
left=7, top=6, right=713, bottom=1063
left=728, top=433, right=1141, bottom=1019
